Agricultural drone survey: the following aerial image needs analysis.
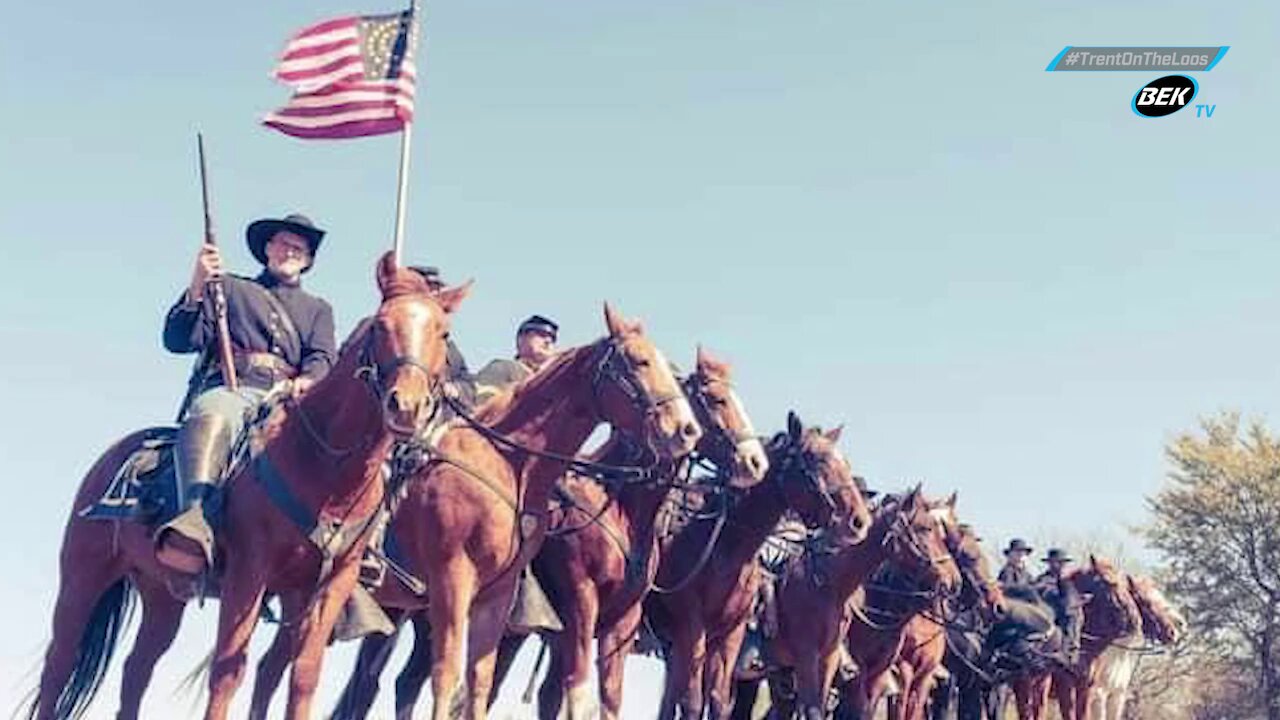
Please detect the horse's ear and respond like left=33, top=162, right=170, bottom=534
left=824, top=424, right=844, bottom=443
left=1090, top=554, right=1099, bottom=570
left=435, top=280, right=473, bottom=315
left=696, top=344, right=713, bottom=370
left=375, top=250, right=399, bottom=294
left=902, top=486, right=921, bottom=511
left=787, top=411, right=803, bottom=441
left=945, top=491, right=958, bottom=510
left=604, top=302, right=628, bottom=337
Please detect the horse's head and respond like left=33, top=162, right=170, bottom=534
left=368, top=252, right=470, bottom=437
left=767, top=412, right=871, bottom=548
left=932, top=502, right=1007, bottom=620
left=1127, top=574, right=1187, bottom=645
left=1072, top=555, right=1143, bottom=639
left=682, top=346, right=768, bottom=489
left=592, top=303, right=702, bottom=461
left=882, top=486, right=962, bottom=596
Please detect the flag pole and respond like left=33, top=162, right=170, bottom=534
left=391, top=120, right=413, bottom=265
left=390, top=0, right=420, bottom=266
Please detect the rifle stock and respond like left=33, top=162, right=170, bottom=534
left=197, top=133, right=239, bottom=391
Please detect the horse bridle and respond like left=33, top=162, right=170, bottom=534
left=946, top=530, right=1000, bottom=613
left=682, top=372, right=757, bottom=473
left=290, top=319, right=444, bottom=458
left=354, top=323, right=443, bottom=431
left=884, top=507, right=956, bottom=573
left=590, top=338, right=688, bottom=456
left=775, top=437, right=843, bottom=522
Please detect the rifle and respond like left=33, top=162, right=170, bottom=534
left=197, top=132, right=239, bottom=393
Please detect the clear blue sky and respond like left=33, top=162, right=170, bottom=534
left=2, top=1, right=1276, bottom=717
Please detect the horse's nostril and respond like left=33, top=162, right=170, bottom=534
left=680, top=422, right=699, bottom=439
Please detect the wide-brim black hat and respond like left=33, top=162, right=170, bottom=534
left=518, top=315, right=559, bottom=340
left=1004, top=538, right=1033, bottom=555
left=1042, top=549, right=1073, bottom=563
left=246, top=213, right=325, bottom=271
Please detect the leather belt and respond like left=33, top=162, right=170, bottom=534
left=203, top=350, right=298, bottom=385
left=237, top=351, right=298, bottom=379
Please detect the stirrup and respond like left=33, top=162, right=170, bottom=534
left=154, top=506, right=214, bottom=575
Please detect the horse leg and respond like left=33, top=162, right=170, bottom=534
left=283, top=564, right=363, bottom=720
left=205, top=564, right=268, bottom=720
left=769, top=671, right=800, bottom=720
left=902, top=667, right=932, bottom=720
left=463, top=592, right=512, bottom=720
left=1050, top=672, right=1073, bottom=720
left=1072, top=673, right=1091, bottom=720
left=30, top=525, right=126, bottom=720
left=656, top=624, right=702, bottom=720
left=249, top=593, right=305, bottom=720
left=598, top=606, right=643, bottom=720
left=428, top=562, right=475, bottom=720
left=1107, top=688, right=1127, bottom=720
left=683, top=633, right=710, bottom=720
left=929, top=675, right=953, bottom=720
left=793, top=645, right=837, bottom=720
left=116, top=578, right=186, bottom=720
left=492, top=632, right=528, bottom=707
left=393, top=612, right=431, bottom=720
left=1034, top=676, right=1052, bottom=720
left=558, top=585, right=598, bottom=720
left=537, top=633, right=567, bottom=720
left=332, top=621, right=405, bottom=720
left=729, top=678, right=760, bottom=720
left=705, top=622, right=749, bottom=720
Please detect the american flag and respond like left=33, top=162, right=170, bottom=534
left=264, top=9, right=417, bottom=139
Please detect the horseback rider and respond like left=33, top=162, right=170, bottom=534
left=998, top=538, right=1034, bottom=587
left=472, top=314, right=564, bottom=634
left=1034, top=548, right=1084, bottom=667
left=473, top=314, right=559, bottom=403
left=155, top=213, right=336, bottom=575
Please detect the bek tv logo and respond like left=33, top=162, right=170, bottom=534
left=1132, top=75, right=1198, bottom=117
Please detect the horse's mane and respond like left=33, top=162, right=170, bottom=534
left=1129, top=574, right=1186, bottom=628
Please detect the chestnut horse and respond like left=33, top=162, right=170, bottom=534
left=318, top=346, right=769, bottom=720
left=1084, top=574, right=1185, bottom=720
left=25, top=253, right=467, bottom=720
left=527, top=347, right=770, bottom=720
left=647, top=413, right=875, bottom=720
left=759, top=487, right=961, bottom=720
left=1011, top=556, right=1142, bottom=720
left=887, top=516, right=1006, bottom=720
left=254, top=303, right=704, bottom=720
left=202, top=255, right=467, bottom=720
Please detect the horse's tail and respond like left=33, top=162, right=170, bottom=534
left=174, top=647, right=213, bottom=712
left=24, top=577, right=137, bottom=720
